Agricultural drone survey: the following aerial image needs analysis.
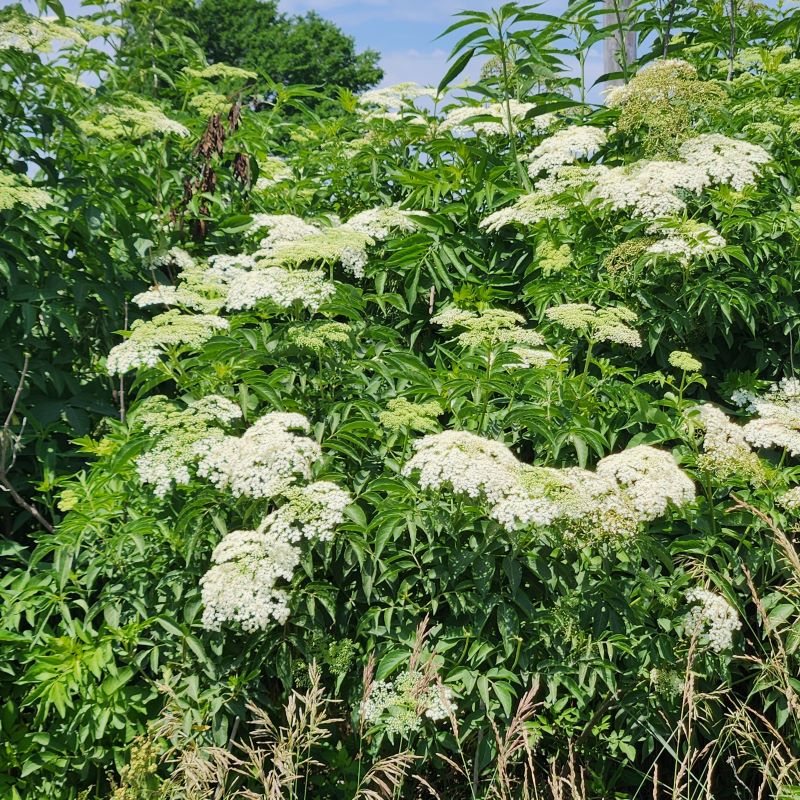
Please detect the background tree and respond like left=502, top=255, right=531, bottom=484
left=171, top=0, right=383, bottom=94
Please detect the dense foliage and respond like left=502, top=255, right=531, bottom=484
left=3, top=1, right=800, bottom=799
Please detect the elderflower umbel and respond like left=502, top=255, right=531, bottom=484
left=595, top=445, right=696, bottom=521
left=260, top=481, right=351, bottom=543
left=133, top=395, right=242, bottom=497
left=0, top=171, right=53, bottom=211
left=255, top=157, right=293, bottom=189
left=545, top=303, right=641, bottom=347
left=358, top=82, right=437, bottom=110
left=441, top=101, right=535, bottom=136
left=378, top=398, right=442, bottom=433
left=508, top=346, right=555, bottom=369
left=526, top=126, right=607, bottom=175
left=184, top=63, right=257, bottom=81
left=361, top=670, right=456, bottom=735
left=733, top=378, right=800, bottom=456
left=287, top=322, right=351, bottom=352
left=224, top=267, right=334, bottom=311
left=590, top=160, right=710, bottom=219
left=201, top=474, right=350, bottom=631
left=197, top=412, right=322, bottom=499
left=669, top=351, right=702, bottom=372
left=778, top=486, right=800, bottom=512
left=131, top=284, right=224, bottom=313
left=345, top=206, right=428, bottom=241
left=403, top=431, right=694, bottom=547
left=201, top=527, right=297, bottom=631
left=402, top=430, right=522, bottom=506
left=479, top=193, right=568, bottom=231
left=679, top=134, right=771, bottom=191
left=684, top=588, right=741, bottom=652
left=258, top=227, right=374, bottom=278
left=251, top=213, right=320, bottom=244
left=432, top=307, right=545, bottom=349
left=647, top=221, right=726, bottom=264
left=152, top=247, right=197, bottom=272
left=106, top=310, right=228, bottom=375
left=80, top=94, right=190, bottom=140
left=0, top=11, right=86, bottom=52
left=690, top=405, right=765, bottom=483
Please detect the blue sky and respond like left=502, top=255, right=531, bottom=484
left=277, top=0, right=575, bottom=87
left=278, top=0, right=506, bottom=86
left=6, top=0, right=603, bottom=89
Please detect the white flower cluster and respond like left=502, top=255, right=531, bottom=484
left=131, top=400, right=348, bottom=632
left=345, top=206, right=428, bottom=240
left=287, top=321, right=351, bottom=352
left=257, top=226, right=373, bottom=277
left=184, top=63, right=257, bottom=81
left=0, top=171, right=53, bottom=211
left=152, top=247, right=197, bottom=272
left=679, top=134, right=771, bottom=191
left=251, top=214, right=321, bottom=247
left=358, top=82, right=437, bottom=110
left=647, top=221, right=726, bottom=264
left=200, top=526, right=298, bottom=631
left=201, top=478, right=351, bottom=631
left=479, top=193, right=567, bottom=231
left=526, top=126, right=607, bottom=176
left=224, top=267, right=334, bottom=311
left=483, top=130, right=769, bottom=230
left=134, top=395, right=242, bottom=497
left=403, top=431, right=695, bottom=546
left=690, top=405, right=765, bottom=483
left=668, top=351, right=702, bottom=372
left=254, top=157, right=293, bottom=190
left=441, top=100, right=536, bottom=136
left=589, top=160, right=709, bottom=219
left=139, top=247, right=334, bottom=314
left=261, top=481, right=352, bottom=542
left=545, top=303, right=641, bottom=347
left=479, top=165, right=609, bottom=232
left=595, top=446, right=697, bottom=522
left=80, top=94, right=190, bottom=140
left=0, top=11, right=86, bottom=52
left=432, top=307, right=546, bottom=351
left=684, top=588, right=741, bottom=652
left=508, top=346, right=555, bottom=369
left=732, top=378, right=800, bottom=457
left=604, top=59, right=697, bottom=107
left=252, top=207, right=426, bottom=279
left=361, top=670, right=456, bottom=735
left=778, top=486, right=800, bottom=512
left=206, top=253, right=257, bottom=274
left=106, top=310, right=229, bottom=375
left=196, top=412, right=322, bottom=499
left=131, top=284, right=223, bottom=313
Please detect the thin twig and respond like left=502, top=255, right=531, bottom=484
left=119, top=300, right=128, bottom=422
left=0, top=354, right=54, bottom=532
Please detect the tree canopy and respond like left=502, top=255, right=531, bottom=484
left=172, top=0, right=383, bottom=93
